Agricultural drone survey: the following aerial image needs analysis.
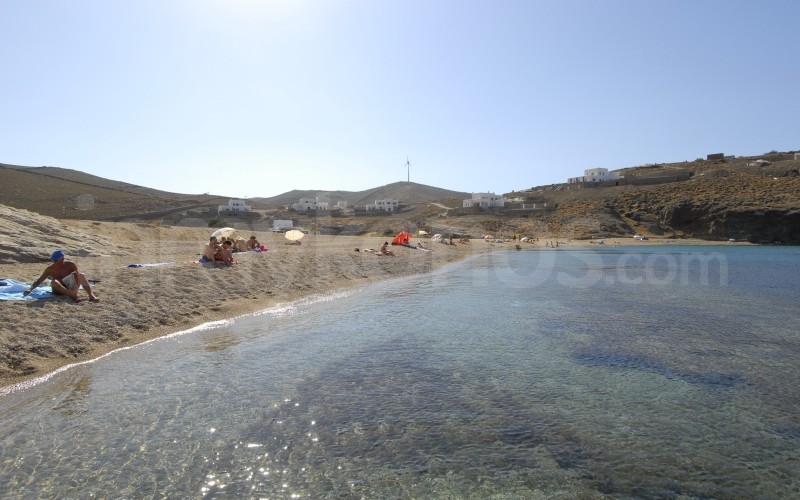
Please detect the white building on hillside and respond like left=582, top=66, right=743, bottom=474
left=217, top=199, right=252, bottom=214
left=462, top=192, right=506, bottom=208
left=272, top=220, right=294, bottom=232
left=568, top=168, right=623, bottom=184
left=292, top=197, right=329, bottom=212
left=366, top=199, right=399, bottom=212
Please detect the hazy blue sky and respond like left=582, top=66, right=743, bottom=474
left=2, top=0, right=798, bottom=198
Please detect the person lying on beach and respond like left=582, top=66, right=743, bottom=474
left=284, top=240, right=302, bottom=245
left=23, top=250, right=100, bottom=302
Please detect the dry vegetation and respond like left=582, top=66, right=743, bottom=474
left=3, top=153, right=800, bottom=244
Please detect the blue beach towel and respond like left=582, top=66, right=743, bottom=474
left=0, top=278, right=56, bottom=301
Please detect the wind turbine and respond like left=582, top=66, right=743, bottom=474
left=405, top=157, right=411, bottom=183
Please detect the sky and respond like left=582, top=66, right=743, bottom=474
left=1, top=1, right=798, bottom=198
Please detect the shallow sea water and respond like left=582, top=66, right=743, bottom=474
left=1, top=245, right=799, bottom=498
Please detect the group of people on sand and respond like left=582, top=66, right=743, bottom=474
left=201, top=235, right=265, bottom=266
left=19, top=234, right=268, bottom=303
left=23, top=250, right=100, bottom=303
left=201, top=236, right=237, bottom=266
left=200, top=235, right=266, bottom=266
left=355, top=241, right=396, bottom=256
left=358, top=238, right=438, bottom=256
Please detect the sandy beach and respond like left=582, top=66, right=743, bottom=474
left=0, top=214, right=493, bottom=389
left=0, top=205, right=736, bottom=390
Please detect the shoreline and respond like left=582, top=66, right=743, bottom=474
left=1, top=225, right=492, bottom=390
left=0, top=217, right=753, bottom=391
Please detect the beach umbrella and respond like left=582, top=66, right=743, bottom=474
left=284, top=229, right=305, bottom=241
left=211, top=227, right=237, bottom=240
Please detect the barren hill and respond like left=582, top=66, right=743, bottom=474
left=1, top=164, right=467, bottom=219
left=250, top=181, right=469, bottom=207
left=2, top=152, right=800, bottom=244
left=0, top=163, right=226, bottom=220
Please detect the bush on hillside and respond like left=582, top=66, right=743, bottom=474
left=208, top=217, right=228, bottom=228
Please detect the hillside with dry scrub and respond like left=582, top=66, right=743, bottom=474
left=2, top=153, right=799, bottom=244
left=605, top=172, right=799, bottom=242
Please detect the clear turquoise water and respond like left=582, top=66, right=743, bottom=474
left=1, top=246, right=799, bottom=498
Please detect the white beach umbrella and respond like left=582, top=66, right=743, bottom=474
left=284, top=230, right=305, bottom=241
left=211, top=227, right=237, bottom=240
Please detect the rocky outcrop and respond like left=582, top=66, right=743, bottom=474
left=705, top=208, right=800, bottom=244
left=0, top=205, right=118, bottom=263
left=608, top=172, right=800, bottom=243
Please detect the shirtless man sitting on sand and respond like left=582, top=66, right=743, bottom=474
left=202, top=236, right=221, bottom=263
left=23, top=250, right=100, bottom=302
left=220, top=240, right=238, bottom=265
left=246, top=235, right=261, bottom=250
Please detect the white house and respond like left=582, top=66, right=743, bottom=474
left=366, top=199, right=399, bottom=212
left=272, top=220, right=294, bottom=232
left=462, top=192, right=506, bottom=208
left=217, top=199, right=252, bottom=214
left=292, top=197, right=329, bottom=212
left=568, top=168, right=623, bottom=184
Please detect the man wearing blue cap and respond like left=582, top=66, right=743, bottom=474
left=23, top=250, right=100, bottom=302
